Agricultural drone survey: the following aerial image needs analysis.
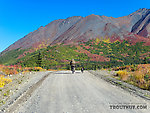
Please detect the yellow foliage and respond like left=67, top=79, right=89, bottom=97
left=95, top=38, right=100, bottom=45
left=34, top=48, right=38, bottom=51
left=34, top=67, right=43, bottom=70
left=103, top=38, right=110, bottom=43
left=125, top=43, right=130, bottom=46
left=132, top=71, right=145, bottom=83
left=114, top=40, right=120, bottom=44
left=77, top=46, right=81, bottom=50
left=0, top=76, right=12, bottom=88
left=117, top=70, right=128, bottom=81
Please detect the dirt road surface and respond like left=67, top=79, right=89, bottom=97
left=9, top=71, right=150, bottom=113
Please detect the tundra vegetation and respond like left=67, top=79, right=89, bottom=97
left=114, top=64, right=150, bottom=90
left=0, top=39, right=149, bottom=70
left=0, top=65, right=44, bottom=88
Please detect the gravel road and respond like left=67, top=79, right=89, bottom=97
left=10, top=71, right=150, bottom=113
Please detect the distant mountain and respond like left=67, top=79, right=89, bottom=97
left=2, top=8, right=150, bottom=53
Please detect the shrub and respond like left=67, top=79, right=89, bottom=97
left=129, top=65, right=138, bottom=71
left=0, top=76, right=12, bottom=88
left=117, top=70, right=128, bottom=81
left=2, top=67, right=18, bottom=75
left=131, top=71, right=149, bottom=89
left=132, top=71, right=145, bottom=83
left=144, top=74, right=150, bottom=81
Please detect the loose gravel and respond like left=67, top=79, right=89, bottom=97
left=0, top=71, right=52, bottom=112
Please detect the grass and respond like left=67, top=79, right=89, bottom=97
left=116, top=81, right=122, bottom=85
left=144, top=94, right=150, bottom=98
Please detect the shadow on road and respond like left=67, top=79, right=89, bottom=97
left=55, top=72, right=72, bottom=74
left=55, top=71, right=81, bottom=74
left=75, top=72, right=81, bottom=74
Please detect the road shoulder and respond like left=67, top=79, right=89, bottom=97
left=89, top=70, right=150, bottom=100
left=0, top=71, right=53, bottom=112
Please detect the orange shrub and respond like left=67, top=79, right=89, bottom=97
left=34, top=67, right=43, bottom=70
left=2, top=67, right=18, bottom=75
left=0, top=74, right=4, bottom=77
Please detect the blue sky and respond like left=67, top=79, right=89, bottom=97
left=0, top=0, right=149, bottom=52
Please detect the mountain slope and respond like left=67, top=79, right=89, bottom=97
left=2, top=8, right=150, bottom=54
left=3, top=16, right=83, bottom=52
left=131, top=9, right=150, bottom=38
left=0, top=38, right=149, bottom=69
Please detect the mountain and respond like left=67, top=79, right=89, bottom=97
left=131, top=8, right=150, bottom=38
left=2, top=8, right=150, bottom=53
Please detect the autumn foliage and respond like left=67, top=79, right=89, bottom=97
left=0, top=65, right=44, bottom=88
left=0, top=75, right=12, bottom=88
left=114, top=64, right=150, bottom=90
left=117, top=70, right=128, bottom=81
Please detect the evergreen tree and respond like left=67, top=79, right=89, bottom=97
left=36, top=52, right=42, bottom=67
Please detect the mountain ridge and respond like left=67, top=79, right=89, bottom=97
left=1, top=8, right=150, bottom=54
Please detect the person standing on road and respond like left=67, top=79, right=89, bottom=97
left=81, top=67, right=84, bottom=73
left=70, top=59, right=75, bottom=74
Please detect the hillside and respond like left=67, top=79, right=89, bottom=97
left=0, top=39, right=149, bottom=69
left=1, top=8, right=150, bottom=54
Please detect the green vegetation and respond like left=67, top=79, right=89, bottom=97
left=0, top=39, right=149, bottom=70
left=0, top=48, right=26, bottom=65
